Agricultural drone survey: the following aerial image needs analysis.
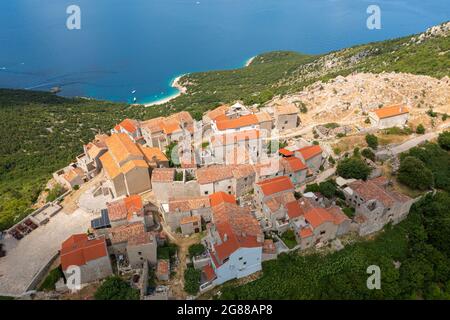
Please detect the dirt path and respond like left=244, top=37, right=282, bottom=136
left=159, top=219, right=202, bottom=299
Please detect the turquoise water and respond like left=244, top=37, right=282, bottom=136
left=0, top=0, right=449, bottom=104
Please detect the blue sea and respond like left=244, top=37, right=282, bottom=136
left=0, top=0, right=449, bottom=104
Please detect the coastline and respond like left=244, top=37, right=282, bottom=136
left=143, top=55, right=257, bottom=106
left=144, top=75, right=187, bottom=107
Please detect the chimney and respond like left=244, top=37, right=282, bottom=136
left=223, top=233, right=228, bottom=242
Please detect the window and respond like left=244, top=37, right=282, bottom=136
left=138, top=252, right=142, bottom=255
left=204, top=191, right=209, bottom=195
left=239, top=257, right=243, bottom=261
left=320, top=231, right=326, bottom=235
left=284, top=120, right=288, bottom=124
left=243, top=261, right=247, bottom=265
left=228, top=186, right=231, bottom=189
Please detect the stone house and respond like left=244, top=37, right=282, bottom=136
left=180, top=215, right=202, bottom=236
left=273, top=104, right=299, bottom=131
left=60, top=234, right=113, bottom=285
left=108, top=222, right=157, bottom=268
left=280, top=156, right=308, bottom=186
left=112, top=118, right=144, bottom=144
left=254, top=176, right=295, bottom=210
left=100, top=133, right=153, bottom=198
left=295, top=145, right=324, bottom=173
left=343, top=176, right=413, bottom=236
left=151, top=168, right=200, bottom=203
left=163, top=196, right=211, bottom=231
left=294, top=205, right=350, bottom=250
left=203, top=192, right=264, bottom=286
left=369, top=104, right=410, bottom=129
left=105, top=194, right=153, bottom=228
left=260, top=191, right=304, bottom=233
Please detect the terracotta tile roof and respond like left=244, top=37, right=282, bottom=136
left=63, top=167, right=84, bottom=182
left=215, top=114, right=259, bottom=131
left=296, top=145, right=323, bottom=160
left=209, top=192, right=236, bottom=207
left=256, top=176, right=294, bottom=196
left=121, top=159, right=149, bottom=174
left=327, top=206, right=350, bottom=225
left=110, top=222, right=145, bottom=244
left=348, top=180, right=396, bottom=207
left=304, top=208, right=335, bottom=228
left=151, top=168, right=175, bottom=182
left=205, top=105, right=229, bottom=121
left=211, top=202, right=263, bottom=263
left=156, top=259, right=170, bottom=276
left=100, top=152, right=121, bottom=178
left=281, top=156, right=307, bottom=172
left=180, top=215, right=201, bottom=225
left=128, top=232, right=154, bottom=246
left=168, top=196, right=210, bottom=212
left=140, top=117, right=165, bottom=133
left=255, top=111, right=273, bottom=123
left=299, top=227, right=313, bottom=239
left=196, top=165, right=233, bottom=185
left=231, top=164, right=255, bottom=180
left=105, top=133, right=143, bottom=165
left=274, top=103, right=298, bottom=115
left=286, top=201, right=304, bottom=219
left=211, top=129, right=260, bottom=146
left=117, top=119, right=138, bottom=133
left=166, top=111, right=193, bottom=125
left=253, top=158, right=284, bottom=177
left=373, top=104, right=409, bottom=119
left=279, top=148, right=294, bottom=157
left=264, top=192, right=296, bottom=213
left=202, top=264, right=216, bottom=282
left=263, top=239, right=276, bottom=254
left=163, top=120, right=181, bottom=135
left=60, top=234, right=108, bottom=271
left=107, top=195, right=144, bottom=222
left=138, top=145, right=168, bottom=163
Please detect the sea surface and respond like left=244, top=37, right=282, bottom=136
left=0, top=0, right=449, bottom=104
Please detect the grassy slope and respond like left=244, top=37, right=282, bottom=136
left=0, top=24, right=449, bottom=230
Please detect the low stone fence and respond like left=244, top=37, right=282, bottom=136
left=25, top=251, right=60, bottom=293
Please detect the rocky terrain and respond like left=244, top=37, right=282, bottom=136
left=270, top=72, right=450, bottom=128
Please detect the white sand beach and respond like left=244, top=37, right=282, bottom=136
left=144, top=75, right=187, bottom=107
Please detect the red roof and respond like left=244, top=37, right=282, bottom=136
left=118, top=119, right=138, bottom=133
left=202, top=265, right=217, bottom=282
left=373, top=104, right=409, bottom=119
left=107, top=195, right=143, bottom=222
left=286, top=201, right=304, bottom=219
left=209, top=192, right=236, bottom=207
left=60, top=234, right=108, bottom=271
left=297, top=145, right=322, bottom=160
left=256, top=176, right=294, bottom=196
left=304, top=208, right=335, bottom=228
left=282, top=156, right=307, bottom=172
left=279, top=148, right=294, bottom=157
left=215, top=114, right=259, bottom=131
left=299, top=227, right=313, bottom=239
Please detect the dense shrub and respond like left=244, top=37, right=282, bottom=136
left=336, top=157, right=372, bottom=180
left=94, top=276, right=139, bottom=300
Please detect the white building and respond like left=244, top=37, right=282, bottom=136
left=369, top=104, right=410, bottom=129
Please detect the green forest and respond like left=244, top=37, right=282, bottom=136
left=0, top=22, right=449, bottom=231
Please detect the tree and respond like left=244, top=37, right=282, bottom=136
left=361, top=148, right=375, bottom=161
left=336, top=157, right=372, bottom=180
left=416, top=124, right=425, bottom=134
left=184, top=267, right=201, bottom=295
left=365, top=134, right=378, bottom=150
left=438, top=131, right=450, bottom=151
left=94, top=276, right=139, bottom=300
left=188, top=243, right=206, bottom=258
left=398, top=156, right=433, bottom=191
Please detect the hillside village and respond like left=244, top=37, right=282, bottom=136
left=2, top=84, right=448, bottom=300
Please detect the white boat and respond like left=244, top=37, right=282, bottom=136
left=133, top=97, right=137, bottom=103
left=131, top=89, right=136, bottom=94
